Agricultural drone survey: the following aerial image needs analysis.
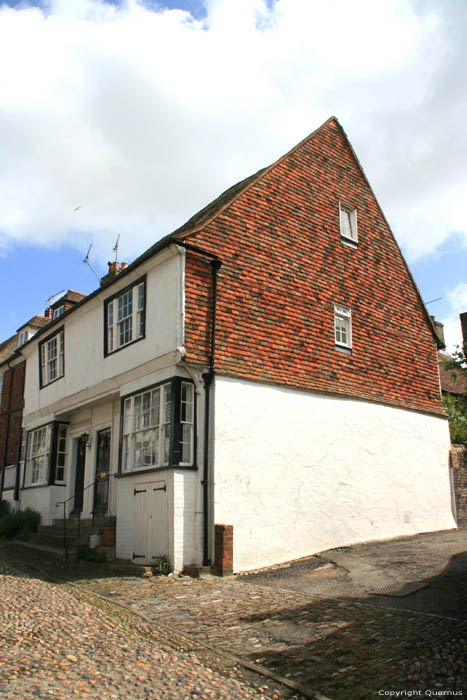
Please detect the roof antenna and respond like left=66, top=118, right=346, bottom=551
left=46, top=289, right=65, bottom=306
left=83, top=244, right=100, bottom=283
left=425, top=297, right=443, bottom=305
left=113, top=234, right=120, bottom=263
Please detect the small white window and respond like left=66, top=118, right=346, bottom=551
left=19, top=330, right=34, bottom=347
left=339, top=203, right=358, bottom=242
left=106, top=281, right=145, bottom=355
left=334, top=304, right=352, bottom=348
left=40, top=329, right=64, bottom=387
left=53, top=306, right=65, bottom=320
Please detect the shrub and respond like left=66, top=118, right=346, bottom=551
left=0, top=500, right=10, bottom=518
left=0, top=508, right=41, bottom=539
left=76, top=546, right=107, bottom=563
left=152, top=555, right=171, bottom=576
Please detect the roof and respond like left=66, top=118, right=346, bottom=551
left=439, top=352, right=467, bottom=396
left=17, top=315, right=50, bottom=332
left=52, top=290, right=86, bottom=307
left=18, top=115, right=442, bottom=352
left=0, top=335, right=18, bottom=365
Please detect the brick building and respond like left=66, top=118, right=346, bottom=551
left=15, top=117, right=456, bottom=573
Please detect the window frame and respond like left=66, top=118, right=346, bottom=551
left=334, top=304, right=352, bottom=349
left=52, top=305, right=65, bottom=320
left=118, top=377, right=196, bottom=476
left=104, top=275, right=146, bottom=357
left=38, top=327, right=65, bottom=389
left=339, top=202, right=358, bottom=243
left=23, top=421, right=69, bottom=488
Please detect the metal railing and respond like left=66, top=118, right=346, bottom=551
left=55, top=473, right=108, bottom=561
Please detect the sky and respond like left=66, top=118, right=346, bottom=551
left=0, top=0, right=466, bottom=350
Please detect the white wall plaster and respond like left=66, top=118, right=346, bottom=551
left=213, top=376, right=456, bottom=572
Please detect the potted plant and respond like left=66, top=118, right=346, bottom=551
left=102, top=515, right=116, bottom=546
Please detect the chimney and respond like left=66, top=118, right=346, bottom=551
left=460, top=312, right=467, bottom=350
left=430, top=315, right=445, bottom=347
left=100, top=261, right=121, bottom=287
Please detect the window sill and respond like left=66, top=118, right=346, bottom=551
left=341, top=236, right=358, bottom=248
left=335, top=344, right=352, bottom=355
left=40, top=375, right=64, bottom=390
left=117, top=464, right=197, bottom=478
left=104, top=335, right=145, bottom=358
left=20, top=483, right=49, bottom=490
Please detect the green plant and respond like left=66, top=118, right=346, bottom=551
left=441, top=344, right=467, bottom=445
left=76, top=546, right=107, bottom=563
left=152, top=555, right=171, bottom=576
left=103, top=515, right=116, bottom=527
left=0, top=508, right=41, bottom=539
left=0, top=500, right=11, bottom=518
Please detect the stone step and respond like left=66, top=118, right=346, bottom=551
left=29, top=531, right=88, bottom=548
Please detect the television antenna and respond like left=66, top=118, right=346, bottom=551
left=112, top=234, right=120, bottom=263
left=83, top=244, right=100, bottom=283
left=425, top=297, right=442, bottom=305
left=46, top=289, right=65, bottom=306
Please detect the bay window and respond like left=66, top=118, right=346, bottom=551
left=24, top=422, right=68, bottom=487
left=121, top=379, right=195, bottom=473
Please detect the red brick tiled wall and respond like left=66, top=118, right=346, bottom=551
left=184, top=119, right=443, bottom=416
left=451, top=445, right=467, bottom=524
left=212, top=524, right=233, bottom=576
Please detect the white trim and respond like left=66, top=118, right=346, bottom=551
left=339, top=202, right=358, bottom=243
left=334, top=303, right=352, bottom=348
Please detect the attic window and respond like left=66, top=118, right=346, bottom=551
left=339, top=203, right=358, bottom=243
left=19, top=330, right=31, bottom=347
left=53, top=305, right=65, bottom=320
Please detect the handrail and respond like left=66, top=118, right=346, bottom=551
left=55, top=473, right=108, bottom=561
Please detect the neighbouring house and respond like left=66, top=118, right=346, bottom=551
left=0, top=292, right=86, bottom=509
left=13, top=117, right=456, bottom=573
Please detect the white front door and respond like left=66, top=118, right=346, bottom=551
left=132, top=480, right=168, bottom=565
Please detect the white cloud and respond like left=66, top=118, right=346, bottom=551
left=0, top=0, right=465, bottom=264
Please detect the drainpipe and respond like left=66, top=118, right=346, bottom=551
left=172, top=240, right=222, bottom=567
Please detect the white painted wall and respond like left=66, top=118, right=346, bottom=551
left=213, top=376, right=456, bottom=572
left=116, top=469, right=197, bottom=572
left=23, top=246, right=184, bottom=417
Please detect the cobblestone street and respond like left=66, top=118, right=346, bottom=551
left=1, top=532, right=467, bottom=700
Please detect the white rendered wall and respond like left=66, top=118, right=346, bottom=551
left=213, top=376, right=456, bottom=573
left=23, top=247, right=184, bottom=417
left=116, top=469, right=197, bottom=572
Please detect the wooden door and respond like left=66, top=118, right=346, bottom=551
left=132, top=480, right=168, bottom=565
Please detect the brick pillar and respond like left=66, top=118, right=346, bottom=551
left=211, top=524, right=233, bottom=576
left=451, top=445, right=467, bottom=525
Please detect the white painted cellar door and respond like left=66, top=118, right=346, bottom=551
left=132, top=481, right=168, bottom=565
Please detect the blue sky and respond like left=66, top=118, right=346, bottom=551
left=0, top=0, right=466, bottom=348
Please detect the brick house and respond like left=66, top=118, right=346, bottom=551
left=16, top=117, right=456, bottom=572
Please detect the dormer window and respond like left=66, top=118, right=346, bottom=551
left=53, top=305, right=65, bottom=320
left=339, top=203, right=358, bottom=243
left=19, top=330, right=30, bottom=347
